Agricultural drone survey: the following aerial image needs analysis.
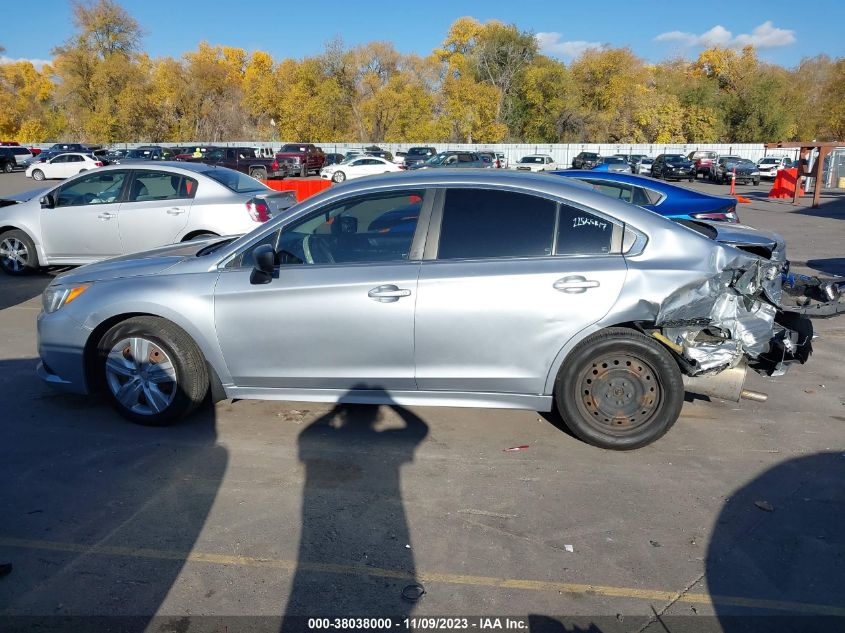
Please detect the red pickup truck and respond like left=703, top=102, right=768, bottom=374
left=275, top=143, right=326, bottom=177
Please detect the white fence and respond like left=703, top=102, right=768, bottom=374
left=87, top=142, right=801, bottom=166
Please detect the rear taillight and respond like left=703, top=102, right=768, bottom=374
left=271, top=160, right=279, bottom=171
left=691, top=209, right=739, bottom=223
left=94, top=161, right=103, bottom=167
left=246, top=199, right=271, bottom=222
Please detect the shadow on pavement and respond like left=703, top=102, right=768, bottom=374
left=804, top=257, right=845, bottom=277
left=706, top=452, right=845, bottom=632
left=0, top=357, right=226, bottom=632
left=281, top=392, right=428, bottom=629
left=0, top=272, right=54, bottom=311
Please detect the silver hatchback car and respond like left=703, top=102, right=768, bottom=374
left=36, top=170, right=814, bottom=449
left=0, top=162, right=296, bottom=275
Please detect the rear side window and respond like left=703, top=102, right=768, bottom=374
left=438, top=189, right=556, bottom=260
left=204, top=168, right=267, bottom=193
left=126, top=171, right=198, bottom=202
left=556, top=205, right=613, bottom=256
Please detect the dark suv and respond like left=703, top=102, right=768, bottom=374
left=0, top=147, right=17, bottom=173
left=403, top=146, right=436, bottom=169
left=572, top=151, right=599, bottom=169
left=651, top=154, right=695, bottom=181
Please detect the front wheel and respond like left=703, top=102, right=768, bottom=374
left=98, top=316, right=209, bottom=426
left=554, top=328, right=684, bottom=450
left=31, top=169, right=45, bottom=181
left=2, top=162, right=12, bottom=173
left=332, top=171, right=346, bottom=183
left=0, top=229, right=39, bottom=275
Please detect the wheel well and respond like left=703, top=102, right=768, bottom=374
left=181, top=230, right=219, bottom=242
left=0, top=225, right=26, bottom=236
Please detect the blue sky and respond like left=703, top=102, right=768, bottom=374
left=2, top=0, right=843, bottom=68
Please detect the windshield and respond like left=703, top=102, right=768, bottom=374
left=519, top=156, right=544, bottom=164
left=759, top=158, right=779, bottom=165
left=204, top=167, right=269, bottom=193
left=408, top=148, right=432, bottom=156
left=580, top=153, right=598, bottom=159
left=424, top=153, right=449, bottom=165
left=125, top=149, right=154, bottom=159
left=603, top=157, right=626, bottom=164
left=665, top=155, right=686, bottom=163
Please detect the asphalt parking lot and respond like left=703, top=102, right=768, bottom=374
left=0, top=170, right=844, bottom=632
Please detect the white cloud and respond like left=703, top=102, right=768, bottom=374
left=0, top=55, right=52, bottom=68
left=536, top=32, right=604, bottom=60
left=654, top=21, right=795, bottom=50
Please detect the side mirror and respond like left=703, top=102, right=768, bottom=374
left=250, top=244, right=276, bottom=285
left=40, top=194, right=56, bottom=209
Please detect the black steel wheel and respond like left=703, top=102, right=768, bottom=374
left=554, top=328, right=684, bottom=449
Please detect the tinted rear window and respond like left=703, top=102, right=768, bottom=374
left=204, top=168, right=268, bottom=193
left=438, top=189, right=556, bottom=260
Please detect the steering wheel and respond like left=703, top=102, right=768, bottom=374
left=302, top=234, right=335, bottom=264
left=81, top=192, right=98, bottom=204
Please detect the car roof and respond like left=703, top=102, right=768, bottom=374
left=94, top=161, right=223, bottom=175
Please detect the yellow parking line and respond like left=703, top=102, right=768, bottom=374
left=1, top=536, right=844, bottom=616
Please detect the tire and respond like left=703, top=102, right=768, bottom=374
left=299, top=164, right=307, bottom=178
left=32, top=169, right=45, bottom=181
left=2, top=162, right=12, bottom=174
left=98, top=316, right=209, bottom=426
left=554, top=327, right=684, bottom=450
left=250, top=168, right=267, bottom=181
left=0, top=229, right=39, bottom=275
left=332, top=171, right=346, bottom=183
left=753, top=178, right=760, bottom=186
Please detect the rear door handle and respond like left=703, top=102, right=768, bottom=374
left=166, top=207, right=185, bottom=215
left=553, top=276, right=600, bottom=293
left=368, top=284, right=411, bottom=303
left=97, top=212, right=116, bottom=220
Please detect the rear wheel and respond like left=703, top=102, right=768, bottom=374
left=0, top=229, right=39, bottom=276
left=250, top=167, right=267, bottom=181
left=554, top=328, right=684, bottom=450
left=2, top=162, right=12, bottom=173
left=32, top=169, right=45, bottom=181
left=98, top=316, right=209, bottom=426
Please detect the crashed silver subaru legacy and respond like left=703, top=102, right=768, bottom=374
left=35, top=170, right=842, bottom=449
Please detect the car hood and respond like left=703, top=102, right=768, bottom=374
left=0, top=186, right=49, bottom=206
left=52, top=237, right=232, bottom=285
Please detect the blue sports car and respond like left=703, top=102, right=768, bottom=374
left=549, top=170, right=739, bottom=223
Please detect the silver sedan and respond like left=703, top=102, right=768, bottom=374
left=36, top=170, right=815, bottom=449
left=0, top=162, right=296, bottom=275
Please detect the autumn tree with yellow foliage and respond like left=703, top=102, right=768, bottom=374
left=1, top=2, right=842, bottom=144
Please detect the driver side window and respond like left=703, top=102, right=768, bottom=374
left=55, top=171, right=127, bottom=207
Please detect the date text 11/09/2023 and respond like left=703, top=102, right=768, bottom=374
left=307, top=617, right=528, bottom=630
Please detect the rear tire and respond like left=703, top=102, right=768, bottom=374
left=98, top=316, right=209, bottom=426
left=32, top=169, right=45, bottom=181
left=0, top=229, right=39, bottom=276
left=554, top=328, right=684, bottom=450
left=753, top=178, right=760, bottom=186
left=332, top=171, right=346, bottom=183
left=2, top=162, right=12, bottom=173
left=250, top=168, right=267, bottom=181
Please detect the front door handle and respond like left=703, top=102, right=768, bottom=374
left=368, top=284, right=411, bottom=303
left=553, top=276, right=600, bottom=294
left=97, top=212, right=116, bottom=220
left=166, top=207, right=185, bottom=215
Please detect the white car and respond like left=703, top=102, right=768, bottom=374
left=392, top=151, right=407, bottom=165
left=26, top=153, right=103, bottom=181
left=513, top=155, right=557, bottom=172
left=634, top=157, right=654, bottom=175
left=320, top=156, right=402, bottom=183
left=757, top=156, right=793, bottom=179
